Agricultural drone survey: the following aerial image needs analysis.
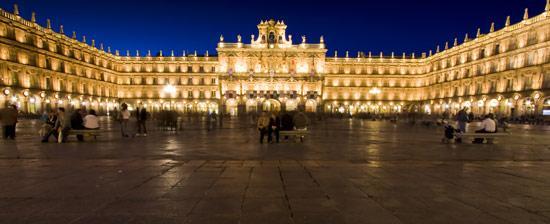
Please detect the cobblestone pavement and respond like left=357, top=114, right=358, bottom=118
left=0, top=118, right=549, bottom=224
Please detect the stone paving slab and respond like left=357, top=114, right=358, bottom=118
left=0, top=119, right=549, bottom=223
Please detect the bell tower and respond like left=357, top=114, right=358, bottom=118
left=253, top=19, right=290, bottom=47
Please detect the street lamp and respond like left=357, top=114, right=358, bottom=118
left=163, top=84, right=177, bottom=95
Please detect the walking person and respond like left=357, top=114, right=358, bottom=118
left=455, top=107, right=469, bottom=143
left=257, top=111, right=270, bottom=144
left=268, top=112, right=281, bottom=143
left=119, top=103, right=131, bottom=137
left=136, top=104, right=148, bottom=136
left=0, top=104, right=18, bottom=140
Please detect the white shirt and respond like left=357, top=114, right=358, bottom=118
left=480, top=118, right=496, bottom=132
left=83, top=115, right=99, bottom=129
left=120, top=110, right=131, bottom=120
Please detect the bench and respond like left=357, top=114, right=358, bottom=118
left=458, top=132, right=511, bottom=144
left=280, top=129, right=309, bottom=142
left=66, top=129, right=102, bottom=140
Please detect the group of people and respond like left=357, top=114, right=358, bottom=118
left=41, top=107, right=100, bottom=143
left=256, top=111, right=308, bottom=144
left=444, top=108, right=497, bottom=144
left=0, top=104, right=18, bottom=140
left=118, top=103, right=148, bottom=137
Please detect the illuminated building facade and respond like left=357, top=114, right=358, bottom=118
left=1, top=3, right=550, bottom=117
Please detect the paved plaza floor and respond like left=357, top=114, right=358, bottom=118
left=0, top=118, right=550, bottom=224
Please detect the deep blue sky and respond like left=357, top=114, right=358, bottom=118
left=0, top=0, right=546, bottom=56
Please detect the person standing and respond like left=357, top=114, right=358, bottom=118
left=0, top=104, right=18, bottom=140
left=455, top=108, right=469, bottom=143
left=119, top=103, right=131, bottom=137
left=268, top=113, right=281, bottom=143
left=136, top=104, right=148, bottom=136
left=257, top=111, right=270, bottom=144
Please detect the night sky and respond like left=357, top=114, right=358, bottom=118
left=0, top=0, right=546, bottom=56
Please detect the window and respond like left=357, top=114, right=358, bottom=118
left=494, top=44, right=500, bottom=55
left=211, top=78, right=216, bottom=84
left=188, top=77, right=193, bottom=85
left=188, top=91, right=193, bottom=98
left=200, top=78, right=205, bottom=85
left=211, top=91, right=216, bottom=98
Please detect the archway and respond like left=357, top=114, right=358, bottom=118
left=262, top=99, right=281, bottom=112
left=225, top=99, right=238, bottom=116
left=305, top=99, right=317, bottom=112
left=285, top=99, right=298, bottom=111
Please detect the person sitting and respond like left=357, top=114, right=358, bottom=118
left=268, top=113, right=281, bottom=143
left=281, top=112, right=294, bottom=131
left=293, top=111, right=309, bottom=130
left=442, top=121, right=460, bottom=144
left=70, top=109, right=85, bottom=142
left=83, top=109, right=100, bottom=130
left=473, top=113, right=497, bottom=144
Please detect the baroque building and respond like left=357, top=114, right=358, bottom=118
left=1, top=3, right=550, bottom=117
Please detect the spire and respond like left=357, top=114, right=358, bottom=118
left=476, top=28, right=481, bottom=38
left=82, top=35, right=86, bottom=43
left=219, top=35, right=224, bottom=42
left=31, top=12, right=36, bottom=23
left=412, top=53, right=415, bottom=59
left=107, top=46, right=111, bottom=53
left=505, top=16, right=511, bottom=27
left=345, top=51, right=349, bottom=58
left=194, top=50, right=197, bottom=56
left=251, top=34, right=255, bottom=43
left=136, top=50, right=139, bottom=57
left=391, top=52, right=395, bottom=58
left=445, top=41, right=449, bottom=50
left=320, top=35, right=324, bottom=43
left=429, top=50, right=433, bottom=57
left=490, top=22, right=495, bottom=32
left=523, top=8, right=529, bottom=20
left=379, top=52, right=383, bottom=58
left=334, top=50, right=337, bottom=58
left=237, top=34, right=242, bottom=43
left=126, top=50, right=130, bottom=56
left=171, top=50, right=174, bottom=57
left=100, top=43, right=104, bottom=51
left=91, top=39, right=95, bottom=47
left=301, top=35, right=306, bottom=44
left=357, top=51, right=361, bottom=58
left=454, top=38, right=458, bottom=47
left=546, top=0, right=550, bottom=12
left=159, top=50, right=163, bottom=57
left=436, top=45, right=440, bottom=53
left=13, top=4, right=19, bottom=16
left=59, top=25, right=64, bottom=34
left=147, top=50, right=151, bottom=57
left=206, top=50, right=209, bottom=57
left=182, top=50, right=186, bottom=57
left=464, top=33, right=469, bottom=42
left=72, top=31, right=76, bottom=39
left=402, top=52, right=406, bottom=59
left=115, top=49, right=119, bottom=56
left=46, top=19, right=51, bottom=29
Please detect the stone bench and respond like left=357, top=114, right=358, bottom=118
left=280, top=129, right=309, bottom=143
left=66, top=129, right=102, bottom=141
left=458, top=132, right=511, bottom=144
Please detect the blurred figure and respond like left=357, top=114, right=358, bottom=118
left=136, top=104, right=148, bottom=136
left=0, top=104, right=18, bottom=140
left=70, top=109, right=85, bottom=141
left=455, top=107, right=469, bottom=143
left=119, top=103, right=131, bottom=137
left=268, top=112, right=281, bottom=143
left=293, top=111, right=309, bottom=130
left=84, top=109, right=99, bottom=130
left=473, top=113, right=497, bottom=144
left=257, top=111, right=270, bottom=144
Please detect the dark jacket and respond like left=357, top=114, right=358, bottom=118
left=269, top=116, right=280, bottom=130
left=281, top=113, right=294, bottom=131
left=0, top=107, right=18, bottom=125
left=137, top=108, right=148, bottom=121
left=70, top=111, right=84, bottom=130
